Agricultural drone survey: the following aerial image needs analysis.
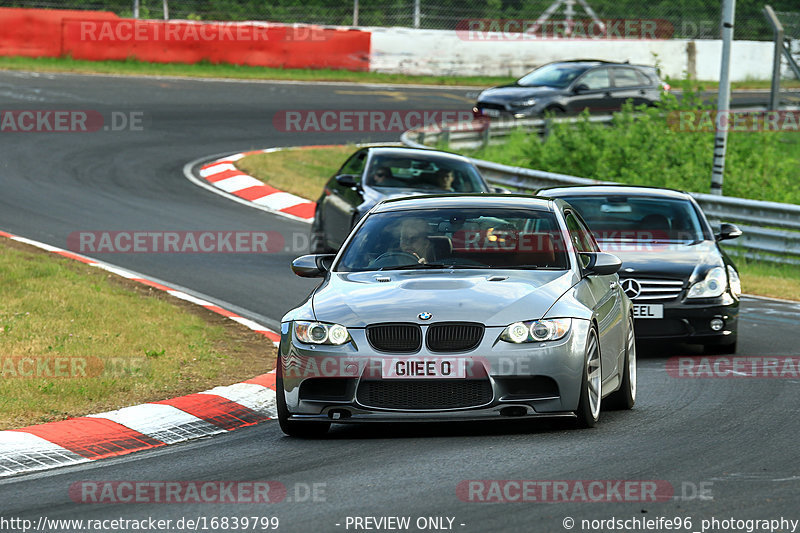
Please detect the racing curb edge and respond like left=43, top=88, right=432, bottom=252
left=183, top=142, right=403, bottom=224
left=0, top=229, right=279, bottom=480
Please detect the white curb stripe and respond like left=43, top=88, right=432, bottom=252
left=0, top=432, right=89, bottom=475
left=199, top=383, right=277, bottom=417
left=166, top=290, right=214, bottom=307
left=87, top=404, right=225, bottom=445
left=200, top=162, right=237, bottom=177
left=252, top=191, right=307, bottom=211
left=214, top=175, right=265, bottom=193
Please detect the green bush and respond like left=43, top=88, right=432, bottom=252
left=466, top=82, right=800, bottom=204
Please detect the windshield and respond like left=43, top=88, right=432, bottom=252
left=517, top=63, right=590, bottom=88
left=560, top=196, right=709, bottom=242
left=336, top=208, right=570, bottom=272
left=365, top=155, right=487, bottom=192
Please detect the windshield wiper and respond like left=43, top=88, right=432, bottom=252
left=380, top=262, right=488, bottom=271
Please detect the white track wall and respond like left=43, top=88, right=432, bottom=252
left=368, top=27, right=775, bottom=81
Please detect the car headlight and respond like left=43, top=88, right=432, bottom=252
left=510, top=98, right=537, bottom=107
left=687, top=267, right=727, bottom=299
left=501, top=318, right=571, bottom=343
left=727, top=265, right=741, bottom=298
left=294, top=321, right=350, bottom=345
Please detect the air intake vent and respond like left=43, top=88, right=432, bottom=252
left=366, top=323, right=422, bottom=353
left=426, top=322, right=484, bottom=352
left=357, top=379, right=493, bottom=409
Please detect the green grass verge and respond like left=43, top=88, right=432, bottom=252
left=236, top=145, right=355, bottom=200
left=463, top=91, right=800, bottom=204
left=0, top=56, right=513, bottom=86
left=0, top=238, right=275, bottom=430
left=0, top=56, right=797, bottom=89
left=236, top=144, right=800, bottom=301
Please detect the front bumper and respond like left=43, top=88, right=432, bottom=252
left=631, top=294, right=739, bottom=344
left=278, top=319, right=591, bottom=422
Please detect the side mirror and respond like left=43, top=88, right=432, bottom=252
left=716, top=223, right=742, bottom=241
left=291, top=254, right=335, bottom=278
left=335, top=174, right=360, bottom=188
left=573, top=83, right=590, bottom=94
left=580, top=252, right=622, bottom=276
left=492, top=186, right=511, bottom=194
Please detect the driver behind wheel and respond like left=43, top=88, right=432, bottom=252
left=399, top=218, right=434, bottom=264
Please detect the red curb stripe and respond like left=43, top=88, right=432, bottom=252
left=206, top=169, right=245, bottom=183
left=13, top=418, right=165, bottom=460
left=235, top=184, right=280, bottom=201
left=280, top=202, right=316, bottom=219
left=0, top=230, right=14, bottom=238
left=53, top=250, right=95, bottom=264
left=131, top=278, right=174, bottom=292
left=257, top=330, right=281, bottom=343
left=203, top=305, right=237, bottom=317
left=244, top=373, right=277, bottom=390
left=156, top=394, right=269, bottom=430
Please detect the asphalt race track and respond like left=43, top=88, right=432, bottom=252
left=1, top=71, right=798, bottom=532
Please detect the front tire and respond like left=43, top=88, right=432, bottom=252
left=606, top=316, right=636, bottom=410
left=575, top=327, right=602, bottom=428
left=309, top=214, right=334, bottom=255
left=276, top=359, right=331, bottom=438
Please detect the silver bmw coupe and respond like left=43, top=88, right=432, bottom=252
left=278, top=195, right=636, bottom=437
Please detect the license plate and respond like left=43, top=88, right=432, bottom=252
left=382, top=358, right=466, bottom=379
left=633, top=304, right=663, bottom=319
left=482, top=108, right=500, bottom=117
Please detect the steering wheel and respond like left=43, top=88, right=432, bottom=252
left=374, top=251, right=420, bottom=264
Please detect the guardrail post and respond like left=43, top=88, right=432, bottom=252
left=440, top=127, right=450, bottom=146
left=480, top=122, right=490, bottom=148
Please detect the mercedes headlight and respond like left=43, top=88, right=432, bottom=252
left=294, top=321, right=350, bottom=345
left=510, top=97, right=537, bottom=107
left=687, top=267, right=727, bottom=299
left=501, top=318, right=571, bottom=343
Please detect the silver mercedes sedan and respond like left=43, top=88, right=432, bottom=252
left=278, top=195, right=635, bottom=437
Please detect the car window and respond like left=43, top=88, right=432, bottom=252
left=338, top=150, right=367, bottom=177
left=565, top=212, right=597, bottom=252
left=559, top=196, right=709, bottom=242
left=517, top=63, right=589, bottom=88
left=613, top=68, right=643, bottom=88
left=578, top=68, right=611, bottom=90
left=336, top=208, right=570, bottom=271
left=365, top=155, right=486, bottom=192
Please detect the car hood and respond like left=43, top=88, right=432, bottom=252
left=598, top=240, right=724, bottom=282
left=478, top=85, right=562, bottom=104
left=312, top=269, right=577, bottom=327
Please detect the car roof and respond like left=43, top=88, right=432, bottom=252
left=370, top=193, right=555, bottom=213
left=538, top=185, right=692, bottom=201
left=548, top=60, right=651, bottom=69
left=366, top=146, right=471, bottom=163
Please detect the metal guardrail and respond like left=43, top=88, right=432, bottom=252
left=401, top=117, right=800, bottom=264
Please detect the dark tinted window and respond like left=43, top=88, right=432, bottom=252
left=613, top=68, right=642, bottom=87
left=579, top=68, right=611, bottom=90
left=365, top=155, right=486, bottom=192
left=517, top=63, right=590, bottom=88
left=339, top=150, right=367, bottom=176
left=560, top=196, right=708, bottom=242
left=337, top=208, right=570, bottom=271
